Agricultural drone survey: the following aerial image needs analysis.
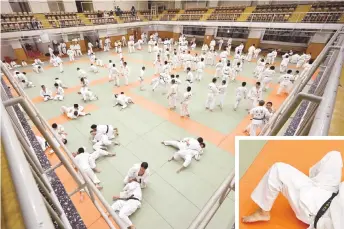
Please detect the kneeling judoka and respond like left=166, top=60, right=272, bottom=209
left=113, top=92, right=134, bottom=110
left=91, top=124, right=118, bottom=140
left=111, top=181, right=142, bottom=229
left=242, top=151, right=343, bottom=229
left=124, top=162, right=150, bottom=188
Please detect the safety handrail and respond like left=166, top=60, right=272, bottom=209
left=1, top=102, right=56, bottom=229
left=1, top=63, right=128, bottom=229
left=188, top=171, right=235, bottom=229
left=261, top=26, right=344, bottom=136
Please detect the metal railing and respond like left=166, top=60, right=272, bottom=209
left=1, top=102, right=56, bottom=229
left=188, top=172, right=235, bottom=229
left=1, top=63, right=128, bottom=229
left=260, top=26, right=344, bottom=136
left=1, top=11, right=343, bottom=33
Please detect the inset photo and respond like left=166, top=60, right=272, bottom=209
left=236, top=137, right=344, bottom=229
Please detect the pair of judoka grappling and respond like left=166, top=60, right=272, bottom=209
left=73, top=124, right=205, bottom=228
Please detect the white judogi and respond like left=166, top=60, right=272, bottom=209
left=196, top=61, right=205, bottom=81
left=110, top=66, right=120, bottom=86
left=114, top=94, right=133, bottom=109
left=74, top=152, right=100, bottom=184
left=36, top=136, right=47, bottom=151
left=94, top=124, right=116, bottom=139
left=54, top=86, right=64, bottom=101
left=92, top=133, right=113, bottom=151
left=234, top=86, right=248, bottom=110
left=167, top=84, right=178, bottom=108
left=148, top=40, right=154, bottom=53
left=75, top=44, right=82, bottom=56
left=218, top=39, right=224, bottom=51
left=122, top=65, right=129, bottom=85
left=20, top=80, right=35, bottom=89
left=95, top=58, right=103, bottom=67
left=266, top=53, right=274, bottom=64
left=88, top=42, right=93, bottom=52
left=253, top=48, right=261, bottom=59
left=40, top=89, right=52, bottom=101
left=80, top=87, right=98, bottom=101
left=246, top=45, right=256, bottom=61
left=254, top=60, right=266, bottom=77
left=21, top=61, right=28, bottom=66
left=251, top=151, right=343, bottom=229
left=61, top=43, right=67, bottom=54
left=52, top=124, right=67, bottom=140
left=248, top=86, right=262, bottom=109
left=258, top=68, right=275, bottom=82
left=181, top=91, right=192, bottom=117
left=186, top=71, right=194, bottom=87
left=249, top=105, right=271, bottom=136
left=220, top=51, right=228, bottom=64
left=277, top=73, right=294, bottom=95
left=205, top=82, right=219, bottom=110
left=33, top=65, right=44, bottom=73
left=215, top=61, right=224, bottom=78
left=210, top=40, right=216, bottom=51
left=217, top=84, right=228, bottom=109
left=77, top=69, right=87, bottom=79
left=89, top=65, right=99, bottom=73
left=67, top=49, right=75, bottom=61
left=222, top=65, right=231, bottom=81
left=48, top=47, right=54, bottom=56
left=271, top=50, right=277, bottom=64
left=123, top=164, right=150, bottom=188
left=280, top=56, right=290, bottom=73
left=111, top=182, right=142, bottom=228
left=290, top=54, right=300, bottom=64
left=237, top=44, right=244, bottom=55
left=128, top=40, right=135, bottom=53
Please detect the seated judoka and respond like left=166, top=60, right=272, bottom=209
left=33, top=65, right=44, bottom=73
left=51, top=123, right=67, bottom=144
left=40, top=85, right=53, bottom=101
left=113, top=92, right=134, bottom=110
left=91, top=124, right=118, bottom=140
left=80, top=84, right=99, bottom=102
left=124, top=162, right=150, bottom=188
left=95, top=58, right=104, bottom=67
left=111, top=181, right=142, bottom=229
left=33, top=58, right=44, bottom=66
left=89, top=63, right=99, bottom=73
left=53, top=83, right=64, bottom=101
left=35, top=135, right=60, bottom=154
left=162, top=137, right=206, bottom=173
left=90, top=130, right=119, bottom=150
left=61, top=104, right=90, bottom=119
left=242, top=151, right=343, bottom=229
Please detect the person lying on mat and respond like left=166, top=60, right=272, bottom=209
left=242, top=151, right=343, bottom=229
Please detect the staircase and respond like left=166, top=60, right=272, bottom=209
left=201, top=8, right=214, bottom=21
left=77, top=13, right=93, bottom=25
left=34, top=13, right=52, bottom=29
left=236, top=6, right=256, bottom=22
left=288, top=4, right=312, bottom=22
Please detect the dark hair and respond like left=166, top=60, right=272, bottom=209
left=212, top=78, right=217, bottom=83
left=73, top=104, right=79, bottom=108
left=74, top=111, right=78, bottom=116
left=296, top=70, right=300, bottom=73
left=113, top=63, right=116, bottom=67
left=52, top=123, right=58, bottom=128
left=201, top=58, right=204, bottom=61
left=270, top=66, right=275, bottom=70
left=200, top=142, right=206, bottom=148
left=77, top=67, right=80, bottom=70
left=242, top=82, right=247, bottom=87
left=197, top=137, right=203, bottom=143
left=287, top=70, right=292, bottom=74
left=187, top=67, right=191, bottom=71
left=187, top=86, right=191, bottom=92
left=259, top=100, right=265, bottom=106
left=141, top=162, right=148, bottom=169
left=62, top=139, right=67, bottom=144
left=78, top=147, right=85, bottom=153
left=54, top=83, right=58, bottom=87
left=91, top=124, right=97, bottom=129
left=176, top=75, right=179, bottom=78
left=222, top=80, right=226, bottom=84
left=120, top=92, right=124, bottom=94
left=267, top=102, right=273, bottom=106
left=171, top=79, right=175, bottom=84
left=309, top=60, right=314, bottom=64
left=256, top=82, right=261, bottom=86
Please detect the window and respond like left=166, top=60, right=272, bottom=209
left=48, top=0, right=65, bottom=12
left=10, top=0, right=31, bottom=12
left=183, top=26, right=206, bottom=36
left=217, top=27, right=249, bottom=39
left=263, top=29, right=316, bottom=44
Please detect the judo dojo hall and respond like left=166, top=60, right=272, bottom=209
left=1, top=1, right=344, bottom=229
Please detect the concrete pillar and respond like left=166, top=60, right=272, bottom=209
left=10, top=40, right=28, bottom=61
left=28, top=0, right=50, bottom=13
left=62, top=0, right=77, bottom=12
left=307, top=32, right=332, bottom=59
left=207, top=0, right=218, bottom=8
left=93, top=0, right=113, bottom=11
left=79, top=33, right=87, bottom=52
left=175, top=0, right=182, bottom=9
left=204, top=28, right=216, bottom=45
left=1, top=0, right=13, bottom=14
left=244, top=28, right=264, bottom=52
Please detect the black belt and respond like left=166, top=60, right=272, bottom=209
left=253, top=118, right=263, bottom=120
left=106, top=125, right=109, bottom=134
left=117, top=194, right=140, bottom=202
left=314, top=191, right=339, bottom=228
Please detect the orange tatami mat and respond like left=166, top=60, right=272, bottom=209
left=239, top=140, right=344, bottom=229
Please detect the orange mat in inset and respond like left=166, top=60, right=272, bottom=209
left=239, top=140, right=344, bottom=229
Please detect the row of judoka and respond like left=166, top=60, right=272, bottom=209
left=71, top=123, right=206, bottom=228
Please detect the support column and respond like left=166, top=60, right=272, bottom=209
left=173, top=25, right=182, bottom=41
left=10, top=40, right=27, bottom=61
left=28, top=0, right=50, bottom=13
left=1, top=0, right=13, bottom=14
left=307, top=32, right=331, bottom=59
left=204, top=28, right=216, bottom=45
left=62, top=0, right=77, bottom=12
left=79, top=33, right=87, bottom=53
left=245, top=29, right=264, bottom=52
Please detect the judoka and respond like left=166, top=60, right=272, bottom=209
left=53, top=83, right=64, bottom=101
left=40, top=85, right=52, bottom=101
left=242, top=150, right=343, bottom=229
left=248, top=100, right=271, bottom=136
left=247, top=82, right=263, bottom=110
left=233, top=82, right=248, bottom=111
left=124, top=162, right=150, bottom=188
left=277, top=69, right=294, bottom=95
left=205, top=78, right=219, bottom=111
left=113, top=92, right=134, bottom=110
left=180, top=86, right=192, bottom=118
left=61, top=104, right=90, bottom=119
left=91, top=124, right=118, bottom=140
